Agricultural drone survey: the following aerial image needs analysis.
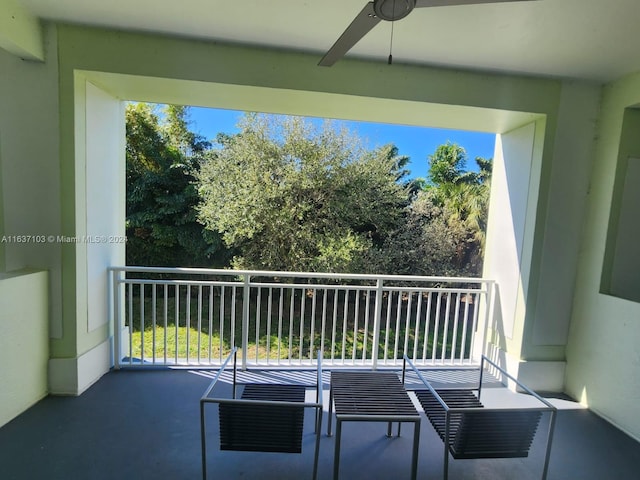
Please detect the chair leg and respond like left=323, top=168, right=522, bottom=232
left=200, top=401, right=207, bottom=480
left=443, top=440, right=449, bottom=480
left=327, top=386, right=334, bottom=436
left=333, top=420, right=343, bottom=480
left=410, top=420, right=420, bottom=480
left=312, top=408, right=323, bottom=480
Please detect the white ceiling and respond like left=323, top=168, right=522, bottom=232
left=17, top=0, right=640, bottom=82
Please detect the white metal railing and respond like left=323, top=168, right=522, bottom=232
left=109, top=267, right=494, bottom=369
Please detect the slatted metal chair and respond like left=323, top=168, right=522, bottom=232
left=200, top=348, right=324, bottom=480
left=403, top=355, right=557, bottom=480
left=219, top=383, right=306, bottom=453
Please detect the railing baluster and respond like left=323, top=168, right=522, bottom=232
left=127, top=282, right=133, bottom=365
left=413, top=292, right=423, bottom=362
left=331, top=289, right=338, bottom=362
left=163, top=284, right=168, bottom=365
left=186, top=284, right=191, bottom=365
left=309, top=288, right=317, bottom=363
left=403, top=291, right=412, bottom=364
left=450, top=292, right=462, bottom=363
left=371, top=279, right=384, bottom=369
left=459, top=292, right=471, bottom=364
left=266, top=287, right=273, bottom=364
left=393, top=290, right=402, bottom=364
left=140, top=284, right=145, bottom=365
left=340, top=289, right=349, bottom=364
left=440, top=291, right=452, bottom=362
left=383, top=289, right=393, bottom=364
left=197, top=285, right=203, bottom=364
left=175, top=285, right=180, bottom=365
left=471, top=290, right=483, bottom=364
left=288, top=287, right=295, bottom=365
left=230, top=286, right=237, bottom=359
left=113, top=270, right=121, bottom=369
left=321, top=288, right=328, bottom=364
left=362, top=289, right=371, bottom=365
left=208, top=285, right=213, bottom=364
left=423, top=291, right=434, bottom=362
left=152, top=284, right=157, bottom=364
left=277, top=287, right=284, bottom=365
left=352, top=289, right=360, bottom=363
left=299, top=287, right=306, bottom=363
left=241, top=275, right=250, bottom=369
left=219, top=286, right=225, bottom=363
left=255, top=286, right=262, bottom=364
left=432, top=292, right=442, bottom=362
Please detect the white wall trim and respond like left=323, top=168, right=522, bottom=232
left=0, top=0, right=44, bottom=61
left=48, top=339, right=111, bottom=395
left=488, top=346, right=566, bottom=392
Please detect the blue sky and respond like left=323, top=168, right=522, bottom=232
left=188, top=106, right=496, bottom=180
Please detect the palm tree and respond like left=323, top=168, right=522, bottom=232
left=426, top=143, right=492, bottom=272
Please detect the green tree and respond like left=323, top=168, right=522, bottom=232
left=371, top=143, right=491, bottom=277
left=196, top=114, right=409, bottom=272
left=364, top=191, right=462, bottom=276
left=427, top=141, right=468, bottom=187
left=126, top=103, right=228, bottom=267
left=424, top=142, right=492, bottom=273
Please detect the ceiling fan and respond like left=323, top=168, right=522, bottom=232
left=318, top=0, right=536, bottom=66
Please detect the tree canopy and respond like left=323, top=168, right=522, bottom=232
left=426, top=141, right=492, bottom=270
left=196, top=114, right=408, bottom=272
left=125, top=104, right=492, bottom=277
left=125, top=103, right=228, bottom=267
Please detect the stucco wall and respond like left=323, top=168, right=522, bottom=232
left=0, top=26, right=59, bottom=425
left=0, top=26, right=61, bottom=338
left=0, top=270, right=49, bottom=428
left=565, top=72, right=640, bottom=441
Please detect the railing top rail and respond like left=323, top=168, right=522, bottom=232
left=109, top=265, right=494, bottom=285
left=114, top=277, right=489, bottom=293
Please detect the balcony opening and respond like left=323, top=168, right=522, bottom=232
left=74, top=72, right=545, bottom=368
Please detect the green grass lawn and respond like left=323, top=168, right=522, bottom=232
left=129, top=326, right=288, bottom=361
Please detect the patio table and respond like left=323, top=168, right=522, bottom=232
left=327, top=371, right=421, bottom=480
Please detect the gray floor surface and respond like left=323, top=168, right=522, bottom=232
left=1, top=369, right=640, bottom=479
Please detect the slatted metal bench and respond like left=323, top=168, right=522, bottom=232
left=200, top=348, right=324, bottom=480
left=403, top=355, right=557, bottom=480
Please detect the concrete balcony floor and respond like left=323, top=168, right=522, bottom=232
left=1, top=368, right=640, bottom=480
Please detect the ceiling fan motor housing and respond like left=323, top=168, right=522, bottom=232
left=374, top=0, right=416, bottom=21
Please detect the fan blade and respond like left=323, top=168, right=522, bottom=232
left=415, top=0, right=536, bottom=7
left=318, top=2, right=381, bottom=67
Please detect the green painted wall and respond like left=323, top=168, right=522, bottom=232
left=522, top=82, right=601, bottom=360
left=601, top=108, right=640, bottom=301
left=0, top=133, right=4, bottom=273
left=0, top=269, right=49, bottom=428
left=0, top=25, right=62, bottom=342
left=565, top=72, right=640, bottom=441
